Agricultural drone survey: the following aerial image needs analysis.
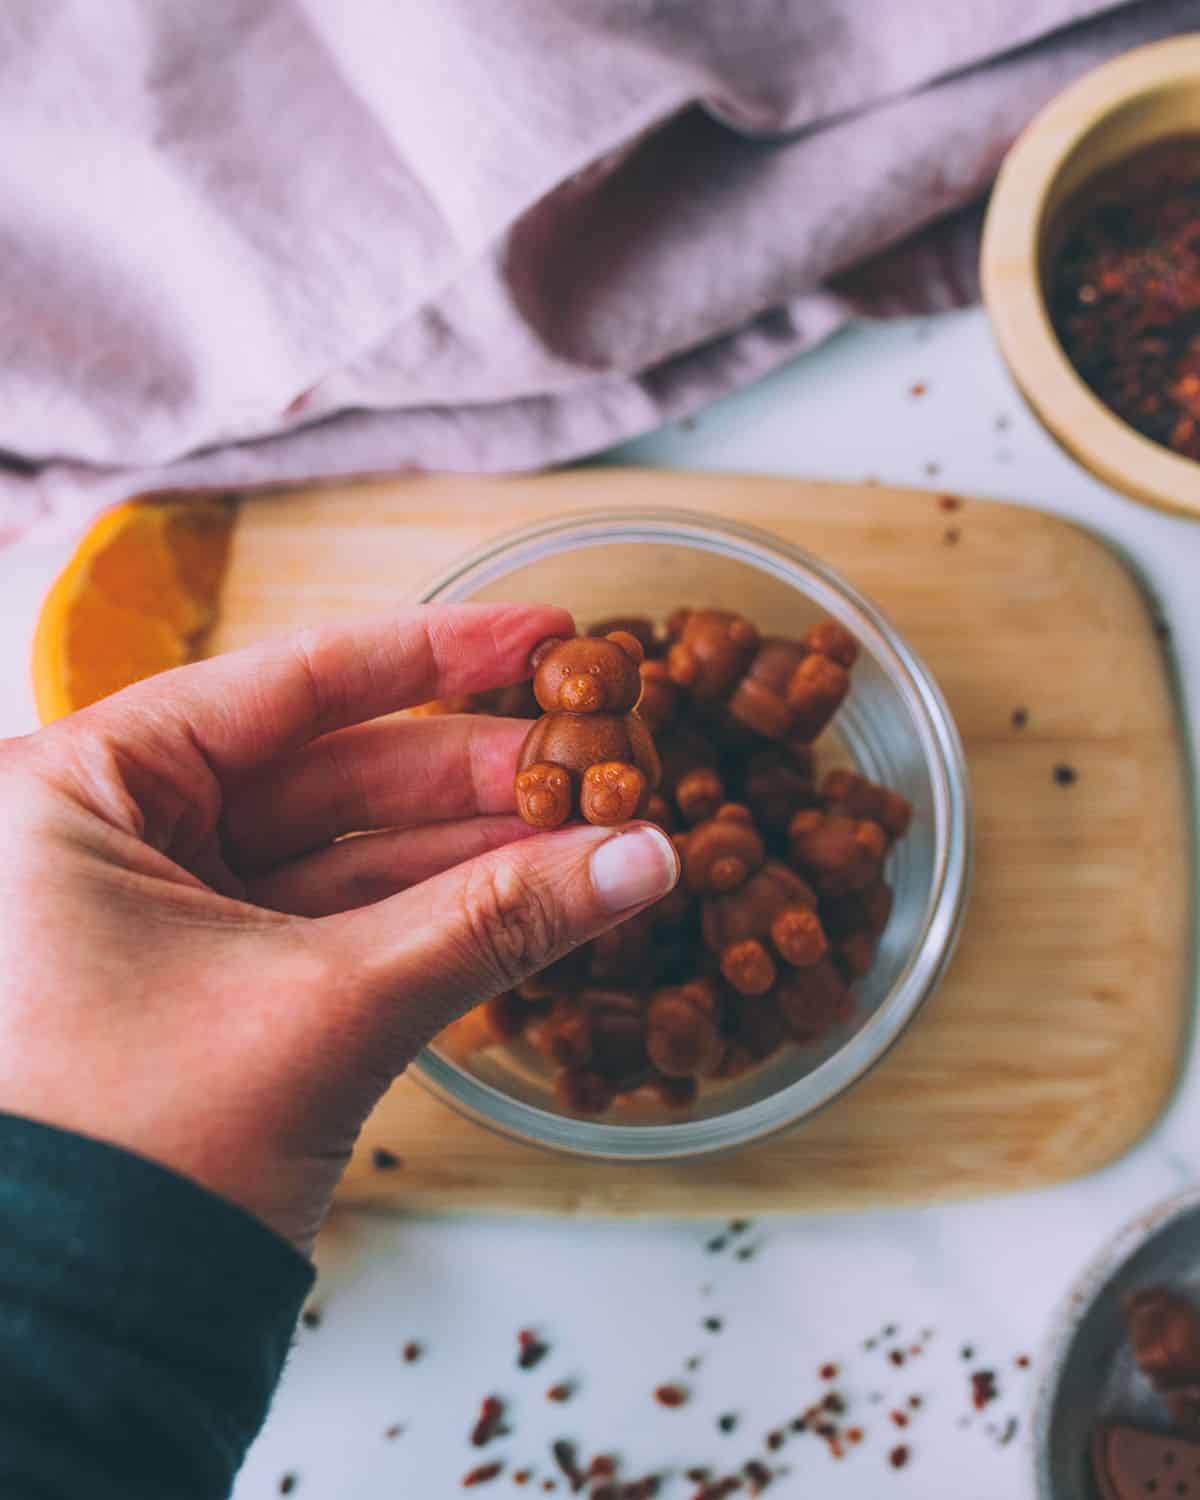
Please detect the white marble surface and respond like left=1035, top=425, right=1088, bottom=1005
left=1, top=307, right=1197, bottom=1498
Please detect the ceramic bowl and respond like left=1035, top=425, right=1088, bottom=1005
left=981, top=35, right=1200, bottom=520
left=1034, top=1185, right=1200, bottom=1500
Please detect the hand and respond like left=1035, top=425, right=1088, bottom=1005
left=0, top=605, right=678, bottom=1251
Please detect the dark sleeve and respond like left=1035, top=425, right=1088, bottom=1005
left=0, top=1112, right=314, bottom=1499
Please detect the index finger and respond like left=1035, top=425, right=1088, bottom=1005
left=94, top=603, right=573, bottom=774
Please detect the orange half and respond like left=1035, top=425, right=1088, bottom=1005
left=32, top=496, right=235, bottom=723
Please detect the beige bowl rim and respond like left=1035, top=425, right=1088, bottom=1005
left=980, top=34, right=1200, bottom=521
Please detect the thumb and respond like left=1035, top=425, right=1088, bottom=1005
left=319, top=821, right=679, bottom=1059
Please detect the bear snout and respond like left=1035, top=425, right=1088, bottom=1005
left=560, top=673, right=604, bottom=713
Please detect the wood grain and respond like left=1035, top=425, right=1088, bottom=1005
left=206, top=469, right=1192, bottom=1216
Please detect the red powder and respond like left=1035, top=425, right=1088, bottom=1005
left=403, top=1342, right=421, bottom=1363
left=464, top=1462, right=504, bottom=1487
left=889, top=1445, right=910, bottom=1470
left=546, top=1383, right=572, bottom=1403
left=819, top=1362, right=839, bottom=1380
left=744, top=1458, right=772, bottom=1493
left=517, top=1329, right=549, bottom=1370
left=654, top=1384, right=688, bottom=1408
left=470, top=1396, right=505, bottom=1447
left=970, top=1370, right=998, bottom=1411
left=890, top=1411, right=909, bottom=1429
left=551, top=1440, right=582, bottom=1490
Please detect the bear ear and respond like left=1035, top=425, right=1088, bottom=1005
left=605, top=629, right=645, bottom=666
left=715, top=802, right=754, bottom=825
left=529, top=636, right=567, bottom=673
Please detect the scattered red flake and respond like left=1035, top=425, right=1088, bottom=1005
left=589, top=1456, right=616, bottom=1480
left=471, top=1396, right=505, bottom=1447
left=908, top=1395, right=922, bottom=1410
left=744, top=1458, right=772, bottom=1493
left=542, top=1483, right=557, bottom=1494
left=513, top=1473, right=531, bottom=1487
left=814, top=1422, right=844, bottom=1460
left=403, top=1341, right=422, bottom=1363
left=620, top=1480, right=660, bottom=1500
left=464, top=1462, right=504, bottom=1488
left=371, top=1147, right=401, bottom=1170
left=517, top=1329, right=550, bottom=1370
left=383, top=1423, right=403, bottom=1440
left=889, top=1445, right=910, bottom=1470
left=279, top=1478, right=297, bottom=1496
left=890, top=1410, right=909, bottom=1428
left=766, top=1430, right=785, bottom=1451
left=910, top=382, right=928, bottom=397
left=822, top=1392, right=846, bottom=1415
left=846, top=1427, right=864, bottom=1445
left=888, top=1350, right=906, bottom=1367
left=938, top=494, right=963, bottom=511
left=908, top=1345, right=922, bottom=1357
left=1016, top=1354, right=1031, bottom=1369
left=971, top=1369, right=998, bottom=1411
left=546, top=1383, right=572, bottom=1403
left=819, top=1362, right=838, bottom=1380
left=691, top=1480, right=742, bottom=1500
left=654, top=1383, right=688, bottom=1407
left=551, top=1440, right=583, bottom=1490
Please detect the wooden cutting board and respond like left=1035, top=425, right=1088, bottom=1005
left=205, top=469, right=1192, bottom=1216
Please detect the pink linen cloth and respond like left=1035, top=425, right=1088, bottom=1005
left=0, top=0, right=1195, bottom=544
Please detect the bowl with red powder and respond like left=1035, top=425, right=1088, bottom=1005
left=982, top=35, right=1200, bottom=519
left=410, top=508, right=971, bottom=1161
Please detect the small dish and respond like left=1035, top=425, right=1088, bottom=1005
left=410, top=508, right=971, bottom=1161
left=981, top=35, right=1200, bottom=520
left=1034, top=1186, right=1200, bottom=1500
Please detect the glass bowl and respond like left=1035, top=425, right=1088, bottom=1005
left=412, top=509, right=971, bottom=1161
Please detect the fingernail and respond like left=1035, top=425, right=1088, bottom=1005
left=589, top=826, right=679, bottom=913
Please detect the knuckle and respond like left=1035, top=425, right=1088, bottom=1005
left=459, top=858, right=566, bottom=991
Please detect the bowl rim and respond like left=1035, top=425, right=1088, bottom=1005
left=409, top=506, right=973, bottom=1161
left=980, top=33, right=1200, bottom=521
left=1032, top=1182, right=1200, bottom=1499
